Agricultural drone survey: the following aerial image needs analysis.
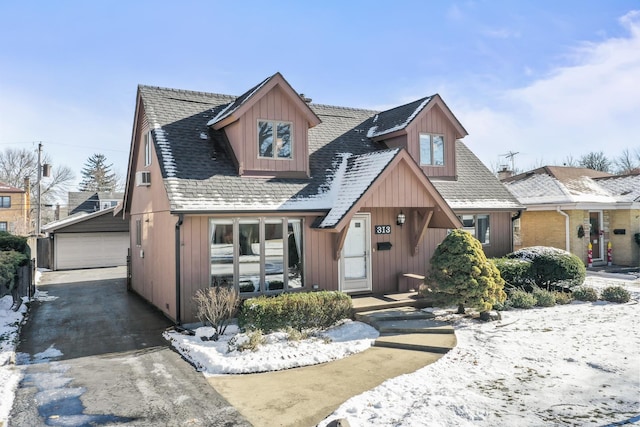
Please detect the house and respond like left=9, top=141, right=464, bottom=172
left=0, top=180, right=30, bottom=235
left=40, top=206, right=129, bottom=270
left=67, top=191, right=124, bottom=215
left=121, top=72, right=522, bottom=324
left=502, top=166, right=640, bottom=267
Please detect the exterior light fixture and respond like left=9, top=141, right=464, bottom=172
left=397, top=211, right=406, bottom=226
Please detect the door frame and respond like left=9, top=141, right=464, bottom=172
left=339, top=213, right=372, bottom=293
left=588, top=210, right=604, bottom=261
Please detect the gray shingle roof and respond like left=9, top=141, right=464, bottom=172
left=137, top=83, right=519, bottom=215
left=367, top=96, right=432, bottom=138
left=431, top=142, right=524, bottom=210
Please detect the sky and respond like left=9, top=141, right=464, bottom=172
left=1, top=1, right=639, bottom=197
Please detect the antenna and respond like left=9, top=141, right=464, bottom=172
left=500, top=151, right=519, bottom=172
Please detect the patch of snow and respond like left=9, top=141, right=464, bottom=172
left=163, top=320, right=378, bottom=375
left=151, top=125, right=177, bottom=178
left=0, top=295, right=27, bottom=425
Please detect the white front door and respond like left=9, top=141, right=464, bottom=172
left=340, top=214, right=372, bottom=293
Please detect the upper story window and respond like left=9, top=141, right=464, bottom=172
left=258, top=120, right=292, bottom=159
left=0, top=196, right=11, bottom=208
left=419, top=134, right=444, bottom=166
left=144, top=131, right=152, bottom=166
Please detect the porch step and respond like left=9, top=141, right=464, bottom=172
left=355, top=307, right=435, bottom=323
left=375, top=319, right=454, bottom=335
left=374, top=333, right=456, bottom=354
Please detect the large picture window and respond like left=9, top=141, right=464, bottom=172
left=258, top=120, right=292, bottom=159
left=419, top=134, right=444, bottom=166
left=210, top=218, right=304, bottom=294
left=459, top=214, right=490, bottom=245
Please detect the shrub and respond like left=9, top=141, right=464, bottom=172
left=492, top=299, right=512, bottom=311
left=553, top=291, right=573, bottom=305
left=532, top=287, right=556, bottom=307
left=493, top=257, right=533, bottom=289
left=193, top=286, right=240, bottom=341
left=238, top=291, right=352, bottom=333
left=600, top=285, right=630, bottom=303
left=505, top=246, right=585, bottom=290
left=228, top=330, right=264, bottom=352
left=0, top=250, right=28, bottom=291
left=0, top=232, right=31, bottom=261
left=508, top=289, right=537, bottom=309
left=572, top=286, right=599, bottom=302
left=427, top=229, right=506, bottom=314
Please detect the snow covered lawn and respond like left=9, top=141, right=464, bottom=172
left=319, top=276, right=640, bottom=426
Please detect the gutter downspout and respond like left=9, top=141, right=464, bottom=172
left=175, top=214, right=184, bottom=325
left=556, top=207, right=570, bottom=252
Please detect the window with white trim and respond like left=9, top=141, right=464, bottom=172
left=459, top=214, right=490, bottom=245
left=0, top=222, right=7, bottom=232
left=419, top=133, right=444, bottom=166
left=258, top=120, right=292, bottom=159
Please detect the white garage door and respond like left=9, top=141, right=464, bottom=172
left=55, top=232, right=129, bottom=270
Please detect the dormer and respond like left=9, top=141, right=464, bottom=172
left=367, top=94, right=467, bottom=179
left=207, top=73, right=321, bottom=178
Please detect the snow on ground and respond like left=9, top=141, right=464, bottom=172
left=319, top=276, right=640, bottom=427
left=164, top=319, right=380, bottom=375
left=2, top=274, right=639, bottom=426
left=0, top=295, right=27, bottom=425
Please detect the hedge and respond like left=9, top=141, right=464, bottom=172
left=238, top=291, right=352, bottom=333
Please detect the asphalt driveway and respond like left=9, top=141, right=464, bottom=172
left=10, top=267, right=250, bottom=426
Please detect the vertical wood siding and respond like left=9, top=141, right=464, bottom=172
left=226, top=85, right=309, bottom=176
left=481, top=211, right=513, bottom=258
left=406, top=104, right=457, bottom=179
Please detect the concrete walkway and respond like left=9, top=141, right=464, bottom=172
left=208, top=306, right=456, bottom=427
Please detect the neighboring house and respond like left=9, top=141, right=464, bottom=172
left=503, top=167, right=640, bottom=267
left=0, top=180, right=30, bottom=235
left=41, top=207, right=129, bottom=270
left=121, top=72, right=522, bottom=324
left=68, top=191, right=124, bottom=215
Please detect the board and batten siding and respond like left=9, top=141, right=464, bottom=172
left=129, top=107, right=176, bottom=320
left=226, top=85, right=309, bottom=176
left=480, top=211, right=513, bottom=258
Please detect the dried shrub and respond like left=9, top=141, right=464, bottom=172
left=228, top=330, right=264, bottom=352
left=238, top=291, right=352, bottom=333
left=532, top=287, right=557, bottom=307
left=553, top=291, right=573, bottom=305
left=194, top=286, right=240, bottom=341
left=571, top=286, right=599, bottom=302
left=508, top=289, right=536, bottom=309
left=600, top=285, right=630, bottom=303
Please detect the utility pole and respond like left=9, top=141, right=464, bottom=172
left=36, top=142, right=42, bottom=236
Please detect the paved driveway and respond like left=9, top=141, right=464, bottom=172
left=10, top=267, right=250, bottom=426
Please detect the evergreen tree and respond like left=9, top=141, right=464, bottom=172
left=79, top=154, right=116, bottom=192
left=428, top=229, right=506, bottom=314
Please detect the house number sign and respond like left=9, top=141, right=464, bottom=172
left=374, top=225, right=392, bottom=234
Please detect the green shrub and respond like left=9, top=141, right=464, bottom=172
left=505, top=246, right=585, bottom=290
left=532, top=287, right=556, bottom=307
left=508, top=289, right=536, bottom=309
left=0, top=232, right=31, bottom=261
left=553, top=291, right=573, bottom=305
left=600, top=285, right=630, bottom=303
left=492, top=299, right=512, bottom=311
left=493, top=257, right=533, bottom=289
left=572, top=286, right=599, bottom=302
left=427, top=229, right=506, bottom=314
left=0, top=250, right=28, bottom=291
left=238, top=291, right=352, bottom=333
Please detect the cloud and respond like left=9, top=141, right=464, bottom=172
left=459, top=10, right=640, bottom=171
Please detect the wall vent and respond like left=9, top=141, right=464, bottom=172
left=136, top=171, right=151, bottom=186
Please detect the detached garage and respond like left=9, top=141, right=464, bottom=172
left=41, top=207, right=130, bottom=270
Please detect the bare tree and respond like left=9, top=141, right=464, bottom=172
left=562, top=154, right=578, bottom=167
left=579, top=151, right=612, bottom=173
left=615, top=148, right=640, bottom=175
left=0, top=147, right=75, bottom=226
